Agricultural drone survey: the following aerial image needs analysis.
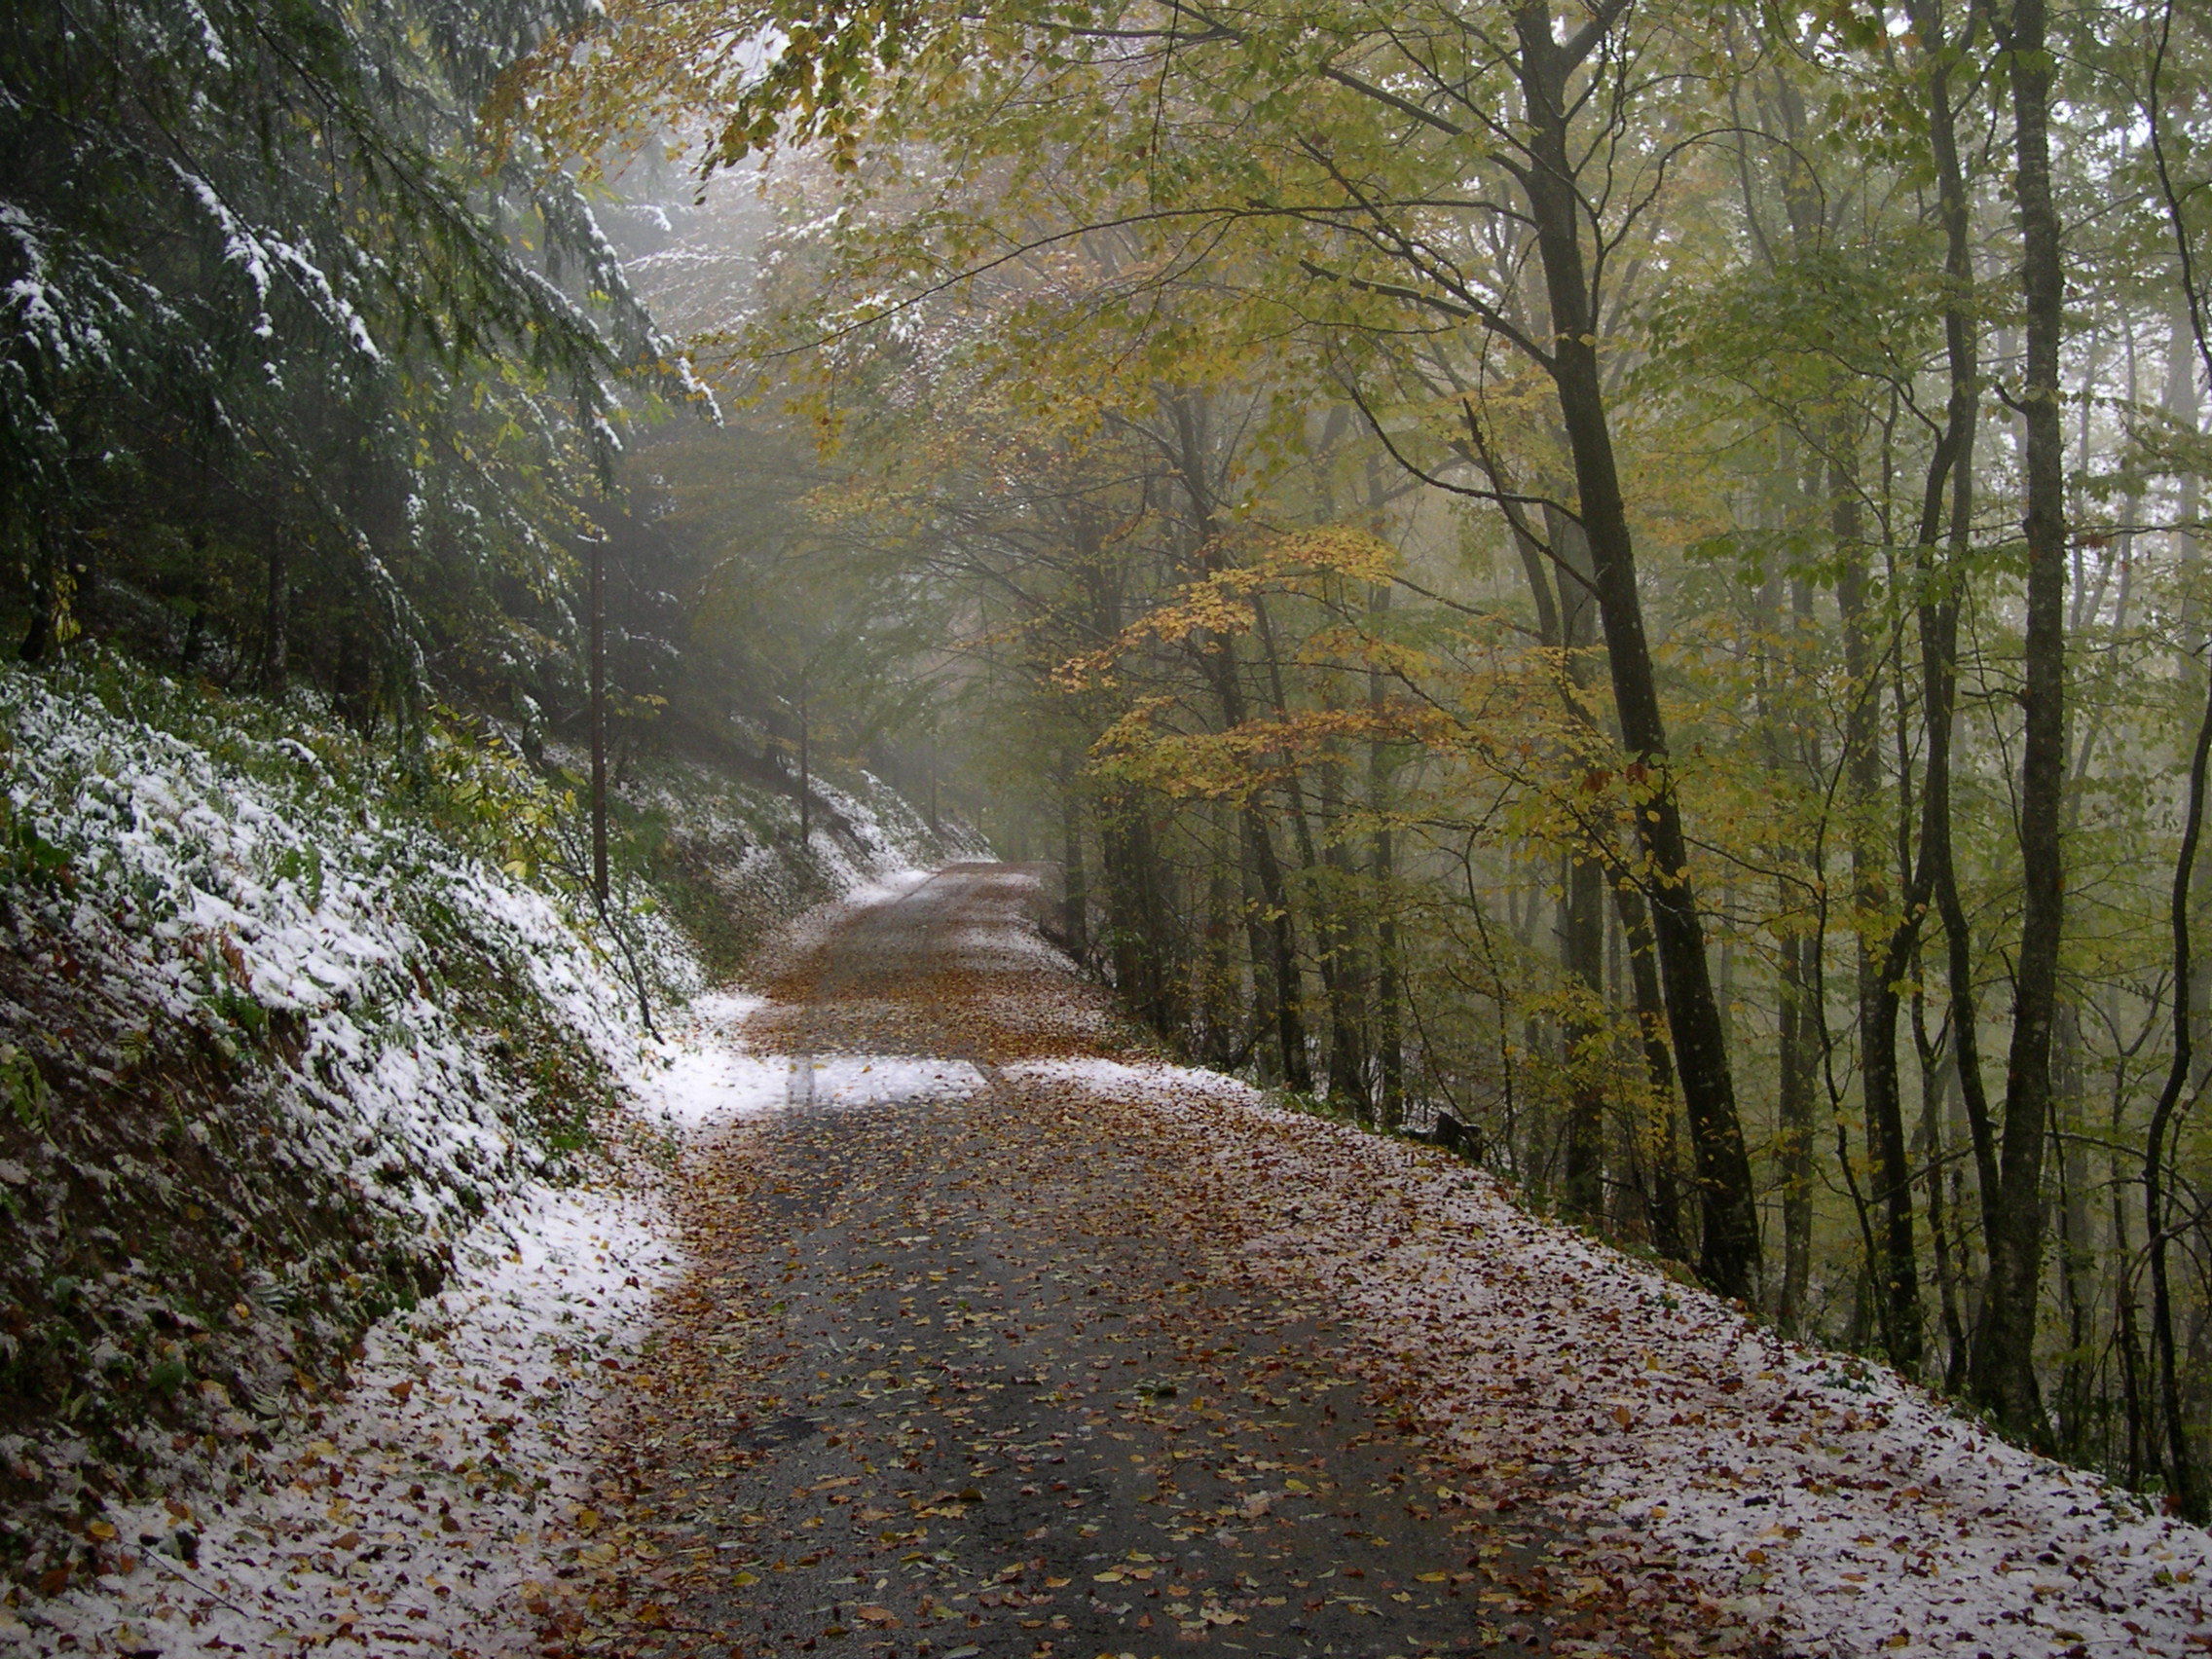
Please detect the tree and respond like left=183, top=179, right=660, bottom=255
left=1, top=0, right=694, bottom=719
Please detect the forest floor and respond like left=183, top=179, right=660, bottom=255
left=26, top=864, right=2212, bottom=1658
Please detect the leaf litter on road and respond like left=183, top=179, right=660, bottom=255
left=556, top=863, right=2212, bottom=1659
left=550, top=866, right=1746, bottom=1659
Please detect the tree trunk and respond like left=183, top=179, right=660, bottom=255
left=1103, top=793, right=1184, bottom=1038
left=2112, top=1070, right=2150, bottom=1487
left=1515, top=5, right=1759, bottom=1297
left=1837, top=463, right=1922, bottom=1373
left=1240, top=810, right=1282, bottom=1084
left=2166, top=297, right=2211, bottom=1078
left=1318, top=709, right=1368, bottom=1110
left=1200, top=614, right=1309, bottom=1090
left=18, top=526, right=60, bottom=663
left=2147, top=620, right=2212, bottom=1519
left=797, top=689, right=811, bottom=845
left=263, top=537, right=291, bottom=694
left=1062, top=782, right=1088, bottom=961
left=1248, top=797, right=1310, bottom=1092
left=1903, top=0, right=2002, bottom=1285
left=2051, top=1007, right=2094, bottom=1457
left=2149, top=0, right=2212, bottom=1512
left=1551, top=507, right=1608, bottom=1220
left=589, top=535, right=609, bottom=907
left=1778, top=921, right=1818, bottom=1329
left=1913, top=992, right=1972, bottom=1390
left=1370, top=578, right=1405, bottom=1129
left=1970, top=0, right=2065, bottom=1444
left=1166, top=391, right=1310, bottom=1091
left=1254, top=590, right=1358, bottom=1106
left=1200, top=805, right=1239, bottom=1063
left=1612, top=879, right=1687, bottom=1263
left=1564, top=847, right=1606, bottom=1220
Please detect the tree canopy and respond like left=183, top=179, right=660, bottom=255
left=18, top=0, right=2212, bottom=1523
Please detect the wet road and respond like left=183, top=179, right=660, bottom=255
left=565, top=866, right=1615, bottom=1659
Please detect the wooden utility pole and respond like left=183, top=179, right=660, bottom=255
left=589, top=534, right=608, bottom=907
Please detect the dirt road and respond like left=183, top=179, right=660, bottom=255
left=559, top=866, right=1621, bottom=1659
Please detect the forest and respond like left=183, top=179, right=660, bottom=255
left=10, top=0, right=2212, bottom=1526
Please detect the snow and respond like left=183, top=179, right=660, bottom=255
left=640, top=1048, right=792, bottom=1130
left=13, top=1158, right=676, bottom=1657
left=640, top=1024, right=984, bottom=1132
left=1009, top=1057, right=2212, bottom=1659
left=0, top=669, right=685, bottom=1241
left=172, top=167, right=382, bottom=362
left=781, top=1054, right=984, bottom=1110
left=843, top=865, right=938, bottom=908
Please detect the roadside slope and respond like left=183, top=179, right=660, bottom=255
left=0, top=657, right=964, bottom=1649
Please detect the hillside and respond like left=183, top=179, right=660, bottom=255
left=0, top=656, right=973, bottom=1598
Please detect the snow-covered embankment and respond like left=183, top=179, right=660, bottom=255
left=0, top=662, right=956, bottom=1652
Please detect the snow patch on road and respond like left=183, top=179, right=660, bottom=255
left=641, top=1048, right=793, bottom=1130
left=783, top=1054, right=985, bottom=1110
left=843, top=866, right=938, bottom=908
left=639, top=1047, right=983, bottom=1130
left=1009, top=1057, right=2212, bottom=1659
